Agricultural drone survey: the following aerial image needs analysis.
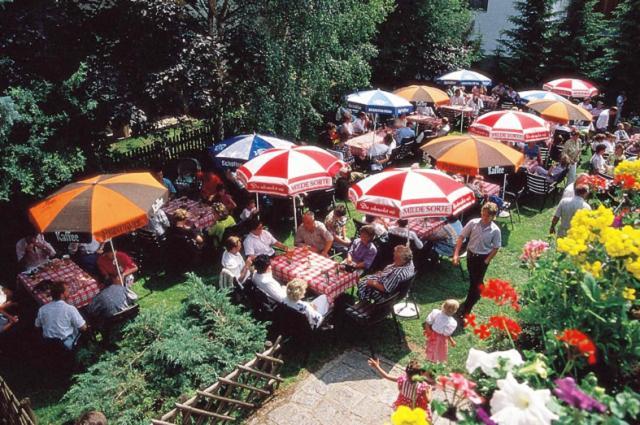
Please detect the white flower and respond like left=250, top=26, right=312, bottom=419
left=465, top=348, right=524, bottom=378
left=490, top=373, right=559, bottom=425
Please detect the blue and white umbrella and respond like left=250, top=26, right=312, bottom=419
left=346, top=89, right=414, bottom=116
left=436, top=69, right=492, bottom=86
left=519, top=90, right=568, bottom=103
left=208, top=134, right=295, bottom=169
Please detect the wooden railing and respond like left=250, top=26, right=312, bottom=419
left=0, top=375, right=37, bottom=425
left=152, top=336, right=284, bottom=424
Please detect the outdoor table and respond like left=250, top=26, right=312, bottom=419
left=270, top=247, right=359, bottom=304
left=406, top=218, right=446, bottom=240
left=346, top=130, right=388, bottom=159
left=471, top=179, right=502, bottom=198
left=481, top=95, right=499, bottom=110
left=406, top=114, right=442, bottom=129
left=17, top=258, right=103, bottom=309
left=162, top=196, right=216, bottom=230
left=439, top=105, right=474, bottom=119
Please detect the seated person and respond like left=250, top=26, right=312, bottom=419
left=87, top=276, right=135, bottom=323
left=324, top=205, right=351, bottom=254
left=368, top=133, right=394, bottom=172
left=339, top=112, right=354, bottom=140
left=435, top=117, right=450, bottom=137
left=283, top=278, right=330, bottom=329
left=239, top=199, right=259, bottom=222
left=35, top=281, right=87, bottom=350
left=69, top=237, right=104, bottom=276
left=614, top=122, right=630, bottom=143
left=200, top=170, right=223, bottom=201
left=319, top=122, right=339, bottom=148
left=466, top=95, right=484, bottom=116
left=357, top=245, right=415, bottom=303
left=207, top=203, right=236, bottom=250
left=388, top=219, right=424, bottom=249
left=252, top=255, right=286, bottom=303
left=0, top=286, right=18, bottom=334
left=97, top=249, right=138, bottom=286
left=344, top=225, right=377, bottom=272
left=209, top=184, right=237, bottom=212
left=416, top=103, right=435, bottom=117
left=522, top=141, right=541, bottom=171
left=364, top=214, right=388, bottom=238
left=151, top=164, right=177, bottom=198
left=450, top=89, right=466, bottom=106
left=145, top=207, right=170, bottom=238
left=295, top=211, right=334, bottom=257
left=16, top=233, right=56, bottom=271
left=533, top=154, right=570, bottom=182
left=608, top=143, right=626, bottom=167
left=244, top=218, right=288, bottom=257
left=224, top=168, right=245, bottom=190
left=222, top=236, right=252, bottom=284
left=394, top=120, right=416, bottom=144
left=427, top=216, right=463, bottom=258
left=353, top=111, right=370, bottom=135
left=590, top=144, right=612, bottom=175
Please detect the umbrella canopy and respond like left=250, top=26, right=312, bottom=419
left=542, top=78, right=598, bottom=98
left=469, top=110, right=550, bottom=142
left=29, top=173, right=168, bottom=242
left=436, top=69, right=492, bottom=86
left=237, top=145, right=344, bottom=197
left=519, top=90, right=568, bottom=103
left=349, top=168, right=475, bottom=219
left=208, top=134, right=295, bottom=169
left=526, top=99, right=593, bottom=123
left=346, top=89, right=414, bottom=116
left=421, top=134, right=525, bottom=177
left=393, top=85, right=450, bottom=106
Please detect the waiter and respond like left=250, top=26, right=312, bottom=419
left=453, top=202, right=502, bottom=318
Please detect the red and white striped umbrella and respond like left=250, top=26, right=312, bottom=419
left=348, top=168, right=475, bottom=219
left=542, top=78, right=598, bottom=99
left=469, top=110, right=550, bottom=142
left=237, top=145, right=344, bottom=197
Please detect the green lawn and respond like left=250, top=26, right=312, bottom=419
left=108, top=120, right=205, bottom=154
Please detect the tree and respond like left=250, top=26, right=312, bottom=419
left=372, top=0, right=480, bottom=87
left=497, top=0, right=556, bottom=88
left=546, top=0, right=611, bottom=83
left=608, top=0, right=640, bottom=111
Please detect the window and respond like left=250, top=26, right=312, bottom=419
left=469, top=0, right=488, bottom=11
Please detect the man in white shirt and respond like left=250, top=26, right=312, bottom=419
left=450, top=89, right=466, bottom=106
left=243, top=218, right=288, bottom=257
left=590, top=144, right=610, bottom=175
left=16, top=233, right=56, bottom=271
left=35, top=281, right=87, bottom=350
left=388, top=219, right=423, bottom=249
left=550, top=185, right=591, bottom=237
left=466, top=95, right=484, bottom=116
left=222, top=236, right=252, bottom=283
left=145, top=208, right=170, bottom=237
left=251, top=255, right=286, bottom=303
left=352, top=111, right=369, bottom=135
left=596, top=107, right=617, bottom=133
left=69, top=237, right=104, bottom=276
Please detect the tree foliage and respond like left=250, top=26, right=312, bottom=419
left=372, top=0, right=480, bottom=87
left=608, top=0, right=640, bottom=110
left=496, top=0, right=556, bottom=88
left=60, top=274, right=268, bottom=424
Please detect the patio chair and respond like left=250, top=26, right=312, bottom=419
left=304, top=188, right=336, bottom=219
left=174, top=157, right=201, bottom=197
left=539, top=146, right=550, bottom=168
left=525, top=171, right=561, bottom=211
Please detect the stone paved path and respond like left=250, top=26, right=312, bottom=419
left=245, top=350, right=452, bottom=425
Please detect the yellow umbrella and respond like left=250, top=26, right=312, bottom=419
left=526, top=99, right=592, bottom=124
left=393, top=85, right=450, bottom=106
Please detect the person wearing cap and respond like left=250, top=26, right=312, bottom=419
left=563, top=130, right=582, bottom=184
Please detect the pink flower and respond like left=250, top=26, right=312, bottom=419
left=520, top=239, right=549, bottom=264
left=437, top=373, right=483, bottom=404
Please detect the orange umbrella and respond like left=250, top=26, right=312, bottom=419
left=420, top=134, right=524, bottom=177
left=29, top=173, right=168, bottom=242
left=526, top=99, right=592, bottom=123
left=393, top=85, right=450, bottom=105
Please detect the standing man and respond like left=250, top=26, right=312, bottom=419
left=550, top=185, right=591, bottom=237
left=453, top=202, right=502, bottom=317
left=615, top=91, right=626, bottom=125
left=563, top=130, right=582, bottom=185
left=596, top=107, right=617, bottom=133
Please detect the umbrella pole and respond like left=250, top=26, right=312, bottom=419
left=109, top=239, right=125, bottom=286
left=502, top=174, right=507, bottom=198
left=256, top=193, right=260, bottom=211
left=460, top=110, right=464, bottom=132
left=292, top=195, right=298, bottom=231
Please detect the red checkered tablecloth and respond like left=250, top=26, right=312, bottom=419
left=271, top=247, right=358, bottom=304
left=162, top=197, right=216, bottom=229
left=406, top=218, right=446, bottom=240
left=407, top=114, right=442, bottom=129
left=17, top=258, right=103, bottom=308
left=471, top=180, right=501, bottom=198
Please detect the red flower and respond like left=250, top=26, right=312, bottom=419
left=474, top=324, right=491, bottom=339
left=464, top=313, right=477, bottom=328
left=613, top=173, right=636, bottom=190
left=557, top=329, right=597, bottom=365
left=488, top=315, right=522, bottom=340
left=480, top=279, right=521, bottom=311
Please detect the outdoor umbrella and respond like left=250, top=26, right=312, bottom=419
left=348, top=168, right=475, bottom=220
left=469, top=110, right=550, bottom=143
left=29, top=172, right=168, bottom=284
left=207, top=133, right=295, bottom=170
left=435, top=69, right=492, bottom=86
left=393, top=85, right=450, bottom=106
left=345, top=89, right=414, bottom=116
left=519, top=90, right=568, bottom=103
left=420, top=134, right=524, bottom=195
left=542, top=78, right=598, bottom=98
left=526, top=99, right=593, bottom=124
left=236, top=146, right=344, bottom=229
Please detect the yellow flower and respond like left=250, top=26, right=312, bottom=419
left=626, top=258, right=640, bottom=281
left=601, top=227, right=640, bottom=258
left=623, top=287, right=637, bottom=301
left=391, top=406, right=430, bottom=425
left=582, top=261, right=603, bottom=278
left=557, top=236, right=588, bottom=257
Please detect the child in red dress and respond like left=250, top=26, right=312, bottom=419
left=368, top=358, right=433, bottom=420
left=423, top=299, right=459, bottom=363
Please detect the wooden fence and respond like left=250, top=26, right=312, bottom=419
left=0, top=375, right=37, bottom=425
left=152, top=336, right=284, bottom=425
left=105, top=121, right=216, bottom=171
